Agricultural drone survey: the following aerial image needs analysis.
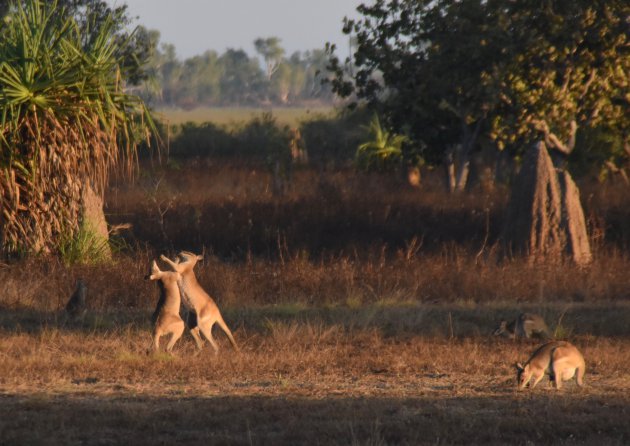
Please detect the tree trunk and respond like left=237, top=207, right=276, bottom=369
left=445, top=148, right=457, bottom=193
left=79, top=182, right=111, bottom=260
left=455, top=158, right=470, bottom=192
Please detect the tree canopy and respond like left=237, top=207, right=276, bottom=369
left=327, top=0, right=630, bottom=185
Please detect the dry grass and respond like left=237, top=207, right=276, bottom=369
left=155, top=106, right=334, bottom=127
left=1, top=163, right=629, bottom=444
left=0, top=314, right=629, bottom=445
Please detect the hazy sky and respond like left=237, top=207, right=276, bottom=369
left=106, top=0, right=363, bottom=60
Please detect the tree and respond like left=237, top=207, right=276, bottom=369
left=254, top=37, right=285, bottom=81
left=0, top=0, right=154, bottom=258
left=219, top=49, right=266, bottom=105
left=327, top=0, right=629, bottom=191
left=327, top=0, right=507, bottom=192
left=490, top=1, right=630, bottom=166
left=0, top=0, right=154, bottom=85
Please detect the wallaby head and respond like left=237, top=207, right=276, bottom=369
left=178, top=250, right=203, bottom=268
left=515, top=362, right=529, bottom=388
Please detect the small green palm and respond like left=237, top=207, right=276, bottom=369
left=356, top=114, right=408, bottom=170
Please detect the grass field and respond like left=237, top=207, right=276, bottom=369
left=155, top=106, right=335, bottom=126
left=1, top=164, right=629, bottom=445
left=0, top=303, right=629, bottom=445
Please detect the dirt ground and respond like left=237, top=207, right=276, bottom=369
left=0, top=310, right=628, bottom=445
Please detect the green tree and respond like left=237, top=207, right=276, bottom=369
left=254, top=37, right=285, bottom=81
left=219, top=49, right=266, bottom=105
left=328, top=0, right=506, bottom=191
left=0, top=0, right=154, bottom=257
left=328, top=0, right=629, bottom=190
left=490, top=1, right=629, bottom=167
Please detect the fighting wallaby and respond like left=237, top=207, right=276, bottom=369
left=516, top=341, right=585, bottom=390
left=494, top=312, right=551, bottom=340
left=160, top=251, right=238, bottom=354
left=146, top=260, right=185, bottom=353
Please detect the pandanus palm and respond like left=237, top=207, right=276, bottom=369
left=0, top=0, right=153, bottom=257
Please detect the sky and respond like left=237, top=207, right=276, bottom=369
left=105, top=0, right=363, bottom=60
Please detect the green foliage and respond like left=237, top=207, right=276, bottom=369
left=300, top=109, right=370, bottom=167
left=0, top=0, right=154, bottom=257
left=167, top=122, right=237, bottom=158
left=490, top=1, right=630, bottom=157
left=57, top=221, right=111, bottom=266
left=238, top=112, right=291, bottom=165
left=327, top=0, right=629, bottom=176
left=356, top=115, right=408, bottom=171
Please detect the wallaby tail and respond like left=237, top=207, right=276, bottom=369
left=217, top=315, right=239, bottom=351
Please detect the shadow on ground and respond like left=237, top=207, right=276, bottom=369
left=1, top=302, right=629, bottom=339
left=0, top=392, right=628, bottom=445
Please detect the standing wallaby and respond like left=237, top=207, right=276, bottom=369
left=146, top=260, right=185, bottom=354
left=65, top=278, right=87, bottom=319
left=160, top=251, right=238, bottom=354
left=516, top=341, right=585, bottom=390
left=494, top=312, right=551, bottom=340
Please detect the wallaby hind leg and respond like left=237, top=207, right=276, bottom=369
left=189, top=326, right=205, bottom=350
left=152, top=328, right=163, bottom=352
left=576, top=367, right=585, bottom=387
left=166, top=321, right=185, bottom=353
left=217, top=316, right=238, bottom=351
left=198, top=321, right=219, bottom=355
left=551, top=363, right=564, bottom=390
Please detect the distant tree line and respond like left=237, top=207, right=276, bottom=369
left=136, top=31, right=336, bottom=108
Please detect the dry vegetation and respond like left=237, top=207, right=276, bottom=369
left=156, top=106, right=333, bottom=127
left=1, top=163, right=629, bottom=445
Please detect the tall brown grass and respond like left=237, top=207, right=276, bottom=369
left=1, top=162, right=629, bottom=445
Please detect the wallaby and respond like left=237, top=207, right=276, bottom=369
left=65, top=278, right=87, bottom=319
left=160, top=251, right=238, bottom=354
left=516, top=341, right=585, bottom=390
left=146, top=260, right=185, bottom=354
left=494, top=312, right=551, bottom=340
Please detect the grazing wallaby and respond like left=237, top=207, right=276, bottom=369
left=160, top=251, right=238, bottom=354
left=516, top=341, right=586, bottom=390
left=494, top=312, right=551, bottom=340
left=65, top=278, right=87, bottom=319
left=146, top=260, right=185, bottom=354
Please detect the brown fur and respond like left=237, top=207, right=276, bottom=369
left=494, top=312, right=551, bottom=340
left=146, top=260, right=185, bottom=353
left=160, top=251, right=238, bottom=354
left=516, top=341, right=585, bottom=390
